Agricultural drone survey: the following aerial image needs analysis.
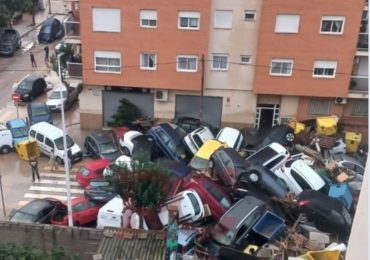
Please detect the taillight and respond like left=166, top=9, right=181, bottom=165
left=298, top=199, right=310, bottom=207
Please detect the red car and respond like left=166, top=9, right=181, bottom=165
left=178, top=175, right=233, bottom=221
left=51, top=197, right=101, bottom=226
left=76, top=159, right=110, bottom=188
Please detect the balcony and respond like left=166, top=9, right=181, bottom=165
left=63, top=15, right=80, bottom=43
left=357, top=33, right=368, bottom=51
left=350, top=77, right=368, bottom=92
left=66, top=61, right=82, bottom=78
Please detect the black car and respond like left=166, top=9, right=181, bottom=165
left=13, top=75, right=48, bottom=102
left=209, top=148, right=249, bottom=188
left=84, top=132, right=122, bottom=160
left=297, top=190, right=352, bottom=238
left=84, top=179, right=116, bottom=203
left=27, top=102, right=53, bottom=125
left=203, top=195, right=270, bottom=257
left=38, top=17, right=64, bottom=43
left=239, top=164, right=289, bottom=198
left=173, top=117, right=219, bottom=135
left=242, top=125, right=295, bottom=153
left=9, top=198, right=65, bottom=224
left=0, top=29, right=21, bottom=56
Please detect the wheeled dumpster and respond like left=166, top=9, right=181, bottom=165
left=15, top=140, right=40, bottom=161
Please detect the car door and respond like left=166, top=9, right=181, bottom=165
left=85, top=200, right=99, bottom=223
left=36, top=132, right=47, bottom=155
left=44, top=137, right=55, bottom=157
left=72, top=202, right=86, bottom=225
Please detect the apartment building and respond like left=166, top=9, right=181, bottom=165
left=253, top=0, right=367, bottom=133
left=67, top=0, right=367, bottom=135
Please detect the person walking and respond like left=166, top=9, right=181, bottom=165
left=29, top=156, right=41, bottom=182
left=44, top=46, right=49, bottom=63
left=30, top=51, right=37, bottom=68
left=49, top=149, right=58, bottom=171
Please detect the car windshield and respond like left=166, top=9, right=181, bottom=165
left=212, top=223, right=235, bottom=246
left=18, top=80, right=32, bottom=91
left=11, top=211, right=37, bottom=223
left=203, top=181, right=231, bottom=210
left=189, top=156, right=209, bottom=170
left=100, top=142, right=118, bottom=154
left=11, top=126, right=29, bottom=138
left=31, top=106, right=48, bottom=116
left=49, top=91, right=67, bottom=99
left=54, top=135, right=75, bottom=150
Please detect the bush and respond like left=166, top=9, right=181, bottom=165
left=107, top=98, right=143, bottom=127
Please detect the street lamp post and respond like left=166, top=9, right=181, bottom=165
left=57, top=52, right=73, bottom=227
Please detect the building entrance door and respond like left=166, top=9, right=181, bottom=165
left=254, top=104, right=280, bottom=129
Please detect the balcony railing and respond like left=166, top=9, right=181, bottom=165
left=350, top=76, right=368, bottom=92
left=67, top=62, right=82, bottom=78
left=64, top=20, right=80, bottom=39
left=357, top=33, right=368, bottom=51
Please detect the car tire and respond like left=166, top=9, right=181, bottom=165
left=56, top=156, right=64, bottom=165
left=122, top=147, right=130, bottom=156
left=285, top=132, right=295, bottom=143
left=0, top=146, right=11, bottom=154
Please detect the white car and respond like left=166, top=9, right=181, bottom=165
left=245, top=142, right=290, bottom=172
left=119, top=130, right=142, bottom=155
left=274, top=159, right=326, bottom=194
left=183, top=126, right=214, bottom=154
left=103, top=155, right=132, bottom=176
left=216, top=127, right=244, bottom=151
left=157, top=190, right=205, bottom=227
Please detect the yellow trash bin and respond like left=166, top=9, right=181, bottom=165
left=315, top=116, right=337, bottom=136
left=15, top=140, right=40, bottom=161
left=345, top=131, right=362, bottom=153
left=300, top=250, right=341, bottom=260
left=288, top=119, right=306, bottom=134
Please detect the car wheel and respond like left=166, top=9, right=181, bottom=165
left=74, top=221, right=80, bottom=226
left=248, top=171, right=260, bottom=183
left=122, top=147, right=130, bottom=156
left=56, top=156, right=64, bottom=165
left=285, top=132, right=295, bottom=143
left=0, top=146, right=11, bottom=154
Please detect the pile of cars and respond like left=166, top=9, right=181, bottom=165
left=8, top=115, right=367, bottom=259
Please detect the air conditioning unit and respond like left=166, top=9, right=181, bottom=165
left=155, top=90, right=168, bottom=102
left=334, top=97, right=347, bottom=105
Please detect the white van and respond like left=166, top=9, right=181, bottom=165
left=97, top=196, right=148, bottom=230
left=0, top=124, right=13, bottom=154
left=28, top=122, right=82, bottom=164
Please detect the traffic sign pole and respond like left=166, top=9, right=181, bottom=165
left=11, top=93, right=20, bottom=119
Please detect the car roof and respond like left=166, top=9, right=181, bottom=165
left=24, top=75, right=41, bottom=82
left=81, top=159, right=110, bottom=170
left=213, top=147, right=246, bottom=165
left=290, top=160, right=325, bottom=188
left=18, top=199, right=53, bottom=214
left=29, top=102, right=47, bottom=108
left=195, top=140, right=227, bottom=160
left=219, top=195, right=265, bottom=229
left=44, top=17, right=58, bottom=25
left=6, top=119, right=27, bottom=128
left=151, top=123, right=182, bottom=143
left=30, top=122, right=64, bottom=139
left=90, top=132, right=113, bottom=143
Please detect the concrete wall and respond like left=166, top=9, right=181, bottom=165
left=79, top=85, right=103, bottom=129
left=0, top=222, right=102, bottom=260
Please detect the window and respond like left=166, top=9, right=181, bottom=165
left=212, top=54, right=228, bottom=70
left=73, top=203, right=85, bottom=212
left=214, top=10, right=233, bottom=29
left=244, top=10, right=256, bottom=21
left=36, top=133, right=44, bottom=142
left=94, top=51, right=121, bottom=73
left=291, top=169, right=311, bottom=190
left=140, top=53, right=156, bottom=70
left=270, top=59, right=293, bottom=76
left=308, top=99, right=331, bottom=115
left=351, top=100, right=368, bottom=116
left=178, top=11, right=200, bottom=30
left=313, top=60, right=337, bottom=78
left=275, top=14, right=300, bottom=33
left=140, top=10, right=157, bottom=28
left=45, top=138, right=54, bottom=148
left=320, top=16, right=345, bottom=34
left=30, top=130, right=36, bottom=138
left=240, top=55, right=251, bottom=64
left=92, top=8, right=121, bottom=32
left=177, top=55, right=198, bottom=72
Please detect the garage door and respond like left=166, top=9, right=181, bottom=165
left=102, top=91, right=154, bottom=126
left=175, top=95, right=223, bottom=128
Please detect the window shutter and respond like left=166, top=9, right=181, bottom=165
left=275, top=14, right=300, bottom=33
left=214, top=10, right=233, bottom=28
left=93, top=8, right=121, bottom=32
